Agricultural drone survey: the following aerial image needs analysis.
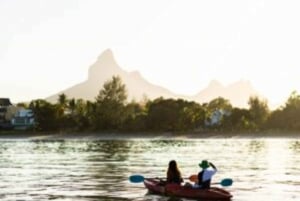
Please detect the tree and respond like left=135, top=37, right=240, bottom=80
left=267, top=91, right=300, bottom=131
left=285, top=91, right=300, bottom=109
left=29, top=99, right=60, bottom=131
left=122, top=101, right=147, bottom=131
left=207, top=97, right=232, bottom=112
left=178, top=101, right=206, bottom=131
left=58, top=93, right=68, bottom=109
left=146, top=98, right=182, bottom=131
left=205, top=97, right=232, bottom=128
left=145, top=98, right=205, bottom=131
left=71, top=99, right=90, bottom=131
left=248, top=96, right=269, bottom=130
left=93, top=76, right=127, bottom=130
left=68, top=98, right=76, bottom=115
left=265, top=109, right=285, bottom=130
left=96, top=76, right=127, bottom=104
left=223, top=108, right=252, bottom=131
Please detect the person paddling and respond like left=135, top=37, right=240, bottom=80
left=167, top=160, right=184, bottom=184
left=197, top=160, right=217, bottom=189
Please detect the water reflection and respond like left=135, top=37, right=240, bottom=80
left=149, top=140, right=194, bottom=147
left=247, top=140, right=265, bottom=153
left=289, top=140, right=300, bottom=153
left=0, top=138, right=299, bottom=200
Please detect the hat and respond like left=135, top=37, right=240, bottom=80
left=199, top=160, right=210, bottom=169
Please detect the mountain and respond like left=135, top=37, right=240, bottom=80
left=46, top=49, right=260, bottom=108
left=194, top=80, right=260, bottom=108
left=46, top=49, right=178, bottom=103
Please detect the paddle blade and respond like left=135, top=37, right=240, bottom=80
left=188, top=174, right=198, bottom=182
left=129, top=175, right=145, bottom=183
left=220, top=178, right=233, bottom=187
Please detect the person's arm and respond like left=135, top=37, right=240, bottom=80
left=209, top=162, right=217, bottom=171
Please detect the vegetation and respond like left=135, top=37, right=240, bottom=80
left=11, top=76, right=300, bottom=135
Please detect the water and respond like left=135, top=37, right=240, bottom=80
left=0, top=137, right=299, bottom=201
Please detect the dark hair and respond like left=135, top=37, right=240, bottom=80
left=167, top=160, right=182, bottom=183
left=169, top=160, right=178, bottom=171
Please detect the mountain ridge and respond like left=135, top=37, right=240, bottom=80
left=46, top=49, right=260, bottom=108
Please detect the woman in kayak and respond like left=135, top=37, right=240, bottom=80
left=197, top=160, right=217, bottom=189
left=166, top=160, right=183, bottom=184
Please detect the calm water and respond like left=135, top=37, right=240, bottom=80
left=0, top=137, right=299, bottom=201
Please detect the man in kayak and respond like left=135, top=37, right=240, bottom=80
left=166, top=160, right=184, bottom=184
left=197, top=160, right=217, bottom=189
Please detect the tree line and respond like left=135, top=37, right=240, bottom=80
left=25, top=76, right=300, bottom=134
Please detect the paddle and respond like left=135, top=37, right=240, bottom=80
left=189, top=176, right=233, bottom=187
left=129, top=174, right=197, bottom=183
left=129, top=174, right=233, bottom=187
left=215, top=178, right=233, bottom=187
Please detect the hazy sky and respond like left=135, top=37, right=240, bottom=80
left=1, top=0, right=300, bottom=107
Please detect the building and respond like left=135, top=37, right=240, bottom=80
left=0, top=98, right=35, bottom=130
left=11, top=109, right=35, bottom=130
left=205, top=109, right=231, bottom=127
left=0, top=98, right=13, bottom=129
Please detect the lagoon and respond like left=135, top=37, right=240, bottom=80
left=0, top=136, right=299, bottom=200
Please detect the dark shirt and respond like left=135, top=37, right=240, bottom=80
left=167, top=172, right=183, bottom=184
left=167, top=176, right=183, bottom=184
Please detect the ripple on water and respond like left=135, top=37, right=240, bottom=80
left=0, top=138, right=299, bottom=200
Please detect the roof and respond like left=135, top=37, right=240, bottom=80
left=0, top=98, right=12, bottom=106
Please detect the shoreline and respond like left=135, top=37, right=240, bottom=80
left=0, top=130, right=299, bottom=140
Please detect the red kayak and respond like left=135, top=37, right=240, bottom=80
left=144, top=178, right=232, bottom=200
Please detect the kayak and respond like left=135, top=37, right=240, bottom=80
left=144, top=178, right=233, bottom=200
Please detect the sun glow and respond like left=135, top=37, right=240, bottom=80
left=1, top=1, right=300, bottom=105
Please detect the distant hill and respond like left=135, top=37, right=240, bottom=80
left=194, top=80, right=260, bottom=108
left=46, top=49, right=260, bottom=108
left=46, top=49, right=178, bottom=103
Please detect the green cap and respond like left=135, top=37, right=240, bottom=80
left=199, top=160, right=210, bottom=169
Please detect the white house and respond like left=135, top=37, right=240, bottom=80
left=205, top=109, right=231, bottom=127
left=11, top=109, right=35, bottom=130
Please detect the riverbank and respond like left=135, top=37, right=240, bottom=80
left=0, top=129, right=299, bottom=140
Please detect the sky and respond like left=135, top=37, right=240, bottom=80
left=1, top=0, right=300, bottom=107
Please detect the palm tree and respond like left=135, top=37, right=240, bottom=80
left=58, top=93, right=68, bottom=108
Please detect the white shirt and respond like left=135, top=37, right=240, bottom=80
left=202, top=168, right=217, bottom=181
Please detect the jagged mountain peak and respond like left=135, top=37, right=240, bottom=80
left=97, top=48, right=114, bottom=61
left=46, top=49, right=261, bottom=108
left=46, top=49, right=177, bottom=103
left=195, top=79, right=260, bottom=107
left=88, top=49, right=121, bottom=81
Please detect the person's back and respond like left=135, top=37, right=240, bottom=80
left=167, top=160, right=183, bottom=184
left=197, top=160, right=217, bottom=189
